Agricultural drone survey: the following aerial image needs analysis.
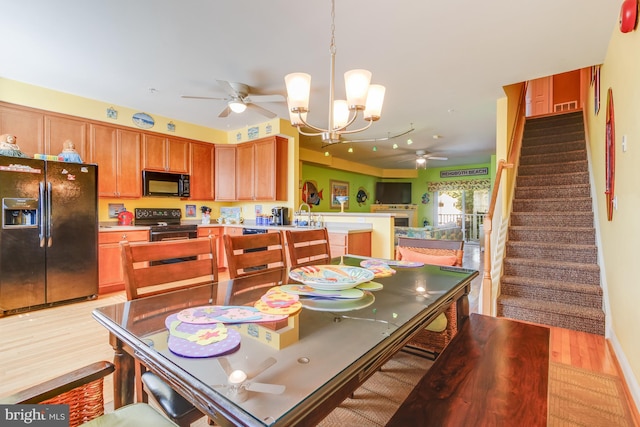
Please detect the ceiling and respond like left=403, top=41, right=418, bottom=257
left=1, top=1, right=619, bottom=169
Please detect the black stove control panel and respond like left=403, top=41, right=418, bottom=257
left=135, top=208, right=182, bottom=225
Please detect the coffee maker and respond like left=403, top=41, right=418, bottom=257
left=271, top=207, right=290, bottom=225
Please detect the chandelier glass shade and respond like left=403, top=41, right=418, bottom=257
left=284, top=0, right=385, bottom=144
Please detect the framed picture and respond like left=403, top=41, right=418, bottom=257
left=330, top=180, right=349, bottom=209
left=108, top=203, right=125, bottom=218
left=185, top=204, right=197, bottom=218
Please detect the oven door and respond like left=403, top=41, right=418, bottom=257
left=149, top=229, right=197, bottom=264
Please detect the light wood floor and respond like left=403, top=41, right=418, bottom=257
left=0, top=244, right=638, bottom=425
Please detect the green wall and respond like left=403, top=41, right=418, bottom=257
left=301, top=161, right=492, bottom=223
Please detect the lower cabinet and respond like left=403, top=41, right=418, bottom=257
left=197, top=226, right=225, bottom=271
left=328, top=231, right=372, bottom=257
left=98, top=229, right=149, bottom=294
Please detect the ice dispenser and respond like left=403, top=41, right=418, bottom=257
left=2, top=198, right=38, bottom=228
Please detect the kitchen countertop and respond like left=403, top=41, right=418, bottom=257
left=99, top=223, right=372, bottom=234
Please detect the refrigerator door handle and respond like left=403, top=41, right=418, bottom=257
left=47, top=181, right=53, bottom=247
left=39, top=181, right=46, bottom=247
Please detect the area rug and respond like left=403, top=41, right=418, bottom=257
left=548, top=362, right=636, bottom=427
left=317, top=350, right=433, bottom=427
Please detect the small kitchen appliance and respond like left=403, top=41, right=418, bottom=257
left=117, top=209, right=133, bottom=226
left=271, top=207, right=289, bottom=225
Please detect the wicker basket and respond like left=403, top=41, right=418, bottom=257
left=407, top=303, right=458, bottom=358
left=41, top=377, right=105, bottom=427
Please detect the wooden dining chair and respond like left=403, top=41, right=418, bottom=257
left=223, top=231, right=287, bottom=279
left=120, top=237, right=218, bottom=426
left=396, top=237, right=465, bottom=359
left=285, top=228, right=332, bottom=269
left=120, top=237, right=218, bottom=300
left=0, top=361, right=179, bottom=427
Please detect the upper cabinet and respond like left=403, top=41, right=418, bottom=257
left=0, top=104, right=44, bottom=156
left=142, top=134, right=189, bottom=173
left=214, top=145, right=236, bottom=201
left=190, top=142, right=215, bottom=200
left=45, top=115, right=88, bottom=160
left=235, top=136, right=288, bottom=201
left=89, top=124, right=142, bottom=198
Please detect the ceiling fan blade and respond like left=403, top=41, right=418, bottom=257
left=245, top=94, right=285, bottom=103
left=245, top=357, right=277, bottom=379
left=181, top=95, right=228, bottom=101
left=247, top=103, right=277, bottom=119
left=244, top=382, right=285, bottom=394
left=218, top=105, right=231, bottom=118
left=216, top=80, right=238, bottom=97
left=426, top=156, right=448, bottom=160
left=217, top=358, right=234, bottom=377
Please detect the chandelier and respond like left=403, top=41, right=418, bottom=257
left=284, top=0, right=385, bottom=144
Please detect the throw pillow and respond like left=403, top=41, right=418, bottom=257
left=397, top=247, right=458, bottom=266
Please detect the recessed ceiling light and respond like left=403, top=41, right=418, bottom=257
left=432, top=134, right=442, bottom=139
left=324, top=151, right=330, bottom=156
left=372, top=146, right=377, bottom=152
left=407, top=139, right=413, bottom=145
left=392, top=143, right=398, bottom=149
left=348, top=147, right=353, bottom=153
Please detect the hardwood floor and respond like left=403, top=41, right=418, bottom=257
left=0, top=244, right=638, bottom=425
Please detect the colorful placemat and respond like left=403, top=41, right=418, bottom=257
left=260, top=287, right=300, bottom=308
left=165, top=314, right=241, bottom=358
left=359, top=259, right=396, bottom=277
left=254, top=299, right=302, bottom=315
left=177, top=305, right=288, bottom=324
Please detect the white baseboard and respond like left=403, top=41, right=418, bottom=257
left=608, top=328, right=640, bottom=413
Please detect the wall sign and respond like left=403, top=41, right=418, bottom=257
left=440, top=167, right=488, bottom=178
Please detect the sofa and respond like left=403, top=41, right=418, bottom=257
left=394, top=224, right=463, bottom=245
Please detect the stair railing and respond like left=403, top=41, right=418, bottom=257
left=479, top=82, right=528, bottom=315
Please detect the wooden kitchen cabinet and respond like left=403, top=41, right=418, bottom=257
left=0, top=104, right=44, bottom=157
left=197, top=226, right=225, bottom=270
left=329, top=231, right=372, bottom=257
left=214, top=145, right=236, bottom=201
left=235, top=136, right=288, bottom=201
left=142, top=134, right=189, bottom=173
left=89, top=124, right=142, bottom=198
left=190, top=142, right=215, bottom=200
left=98, top=229, right=149, bottom=294
left=44, top=115, right=88, bottom=160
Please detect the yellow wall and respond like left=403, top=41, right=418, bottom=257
left=585, top=25, right=640, bottom=396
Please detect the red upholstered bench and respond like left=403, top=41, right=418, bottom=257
left=387, top=313, right=550, bottom=427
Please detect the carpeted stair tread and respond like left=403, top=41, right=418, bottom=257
left=516, top=171, right=589, bottom=187
left=504, top=257, right=599, bottom=272
left=521, top=140, right=586, bottom=156
left=506, top=241, right=598, bottom=263
left=501, top=275, right=603, bottom=296
left=497, top=296, right=604, bottom=335
left=510, top=212, right=593, bottom=227
left=519, top=160, right=588, bottom=175
left=515, top=184, right=590, bottom=199
left=519, top=150, right=587, bottom=166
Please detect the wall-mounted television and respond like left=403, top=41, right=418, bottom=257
left=375, top=182, right=412, bottom=204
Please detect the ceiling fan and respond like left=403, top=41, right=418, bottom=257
left=398, top=149, right=448, bottom=167
left=212, top=356, right=285, bottom=403
left=182, top=80, right=285, bottom=118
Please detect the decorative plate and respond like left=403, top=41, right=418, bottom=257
left=288, top=265, right=375, bottom=290
left=300, top=291, right=375, bottom=312
left=176, top=305, right=287, bottom=324
left=356, top=281, right=384, bottom=291
left=280, top=284, right=365, bottom=299
left=132, top=112, right=155, bottom=129
left=360, top=258, right=424, bottom=268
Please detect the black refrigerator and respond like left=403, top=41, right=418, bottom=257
left=0, top=157, right=98, bottom=314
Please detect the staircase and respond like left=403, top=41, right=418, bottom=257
left=497, top=111, right=605, bottom=335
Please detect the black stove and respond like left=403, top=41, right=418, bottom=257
left=135, top=208, right=197, bottom=237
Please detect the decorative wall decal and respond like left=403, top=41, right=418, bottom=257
left=605, top=87, right=615, bottom=221
left=421, top=192, right=430, bottom=204
left=167, top=122, right=176, bottom=132
left=106, top=107, right=117, bottom=119
left=356, top=187, right=369, bottom=206
left=132, top=112, right=154, bottom=129
left=302, top=180, right=323, bottom=206
left=248, top=126, right=259, bottom=139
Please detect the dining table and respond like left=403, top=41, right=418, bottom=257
left=92, top=255, right=478, bottom=427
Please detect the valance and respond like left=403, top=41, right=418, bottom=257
left=427, top=179, right=491, bottom=192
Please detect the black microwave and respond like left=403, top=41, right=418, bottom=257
left=142, top=171, right=190, bottom=197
